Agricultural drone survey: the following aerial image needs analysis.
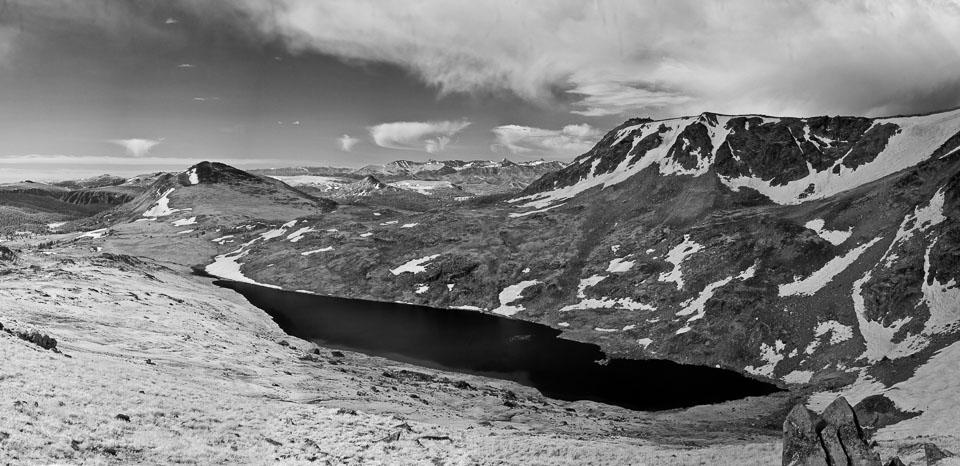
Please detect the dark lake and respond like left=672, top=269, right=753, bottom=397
left=213, top=279, right=781, bottom=411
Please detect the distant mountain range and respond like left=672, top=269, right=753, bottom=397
left=251, top=159, right=567, bottom=196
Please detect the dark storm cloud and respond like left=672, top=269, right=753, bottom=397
left=226, top=0, right=960, bottom=118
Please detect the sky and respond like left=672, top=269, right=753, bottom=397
left=1, top=0, right=959, bottom=182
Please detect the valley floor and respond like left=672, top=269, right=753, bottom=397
left=0, top=236, right=953, bottom=465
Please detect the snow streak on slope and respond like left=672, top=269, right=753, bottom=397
left=172, top=216, right=197, bottom=227
left=301, top=246, right=334, bottom=256
left=721, top=108, right=960, bottom=204
left=390, top=255, right=441, bottom=275
left=677, top=265, right=755, bottom=323
left=510, top=119, right=689, bottom=209
left=778, top=237, right=881, bottom=297
left=880, top=187, right=947, bottom=267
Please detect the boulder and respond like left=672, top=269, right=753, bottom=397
left=895, top=442, right=956, bottom=465
left=820, top=397, right=881, bottom=466
left=783, top=397, right=882, bottom=466
left=782, top=404, right=829, bottom=466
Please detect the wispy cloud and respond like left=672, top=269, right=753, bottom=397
left=230, top=0, right=960, bottom=118
left=109, top=138, right=162, bottom=157
left=492, top=124, right=600, bottom=156
left=177, top=63, right=195, bottom=68
left=164, top=17, right=179, bottom=25
left=368, top=120, right=470, bottom=153
left=338, top=134, right=359, bottom=152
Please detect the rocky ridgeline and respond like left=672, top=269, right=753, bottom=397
left=783, top=397, right=954, bottom=466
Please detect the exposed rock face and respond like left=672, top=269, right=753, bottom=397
left=783, top=398, right=880, bottom=466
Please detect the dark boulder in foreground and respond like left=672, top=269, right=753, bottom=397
left=783, top=397, right=880, bottom=466
left=0, top=246, right=16, bottom=262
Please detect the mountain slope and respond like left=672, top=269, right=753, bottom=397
left=204, top=109, right=960, bottom=403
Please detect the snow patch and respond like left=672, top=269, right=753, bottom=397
left=390, top=254, right=441, bottom=275
left=921, top=239, right=960, bottom=335
left=804, top=219, right=852, bottom=245
left=176, top=229, right=194, bottom=234
left=205, top=246, right=281, bottom=290
left=509, top=203, right=564, bottom=218
left=260, top=220, right=298, bottom=241
left=637, top=338, right=653, bottom=348
left=658, top=235, right=703, bottom=290
left=576, top=274, right=607, bottom=298
left=415, top=284, right=429, bottom=294
left=745, top=342, right=785, bottom=377
left=400, top=223, right=419, bottom=228
left=172, top=216, right=197, bottom=227
left=286, top=227, right=315, bottom=243
left=852, top=270, right=922, bottom=362
left=783, top=370, right=814, bottom=384
left=301, top=246, right=334, bottom=256
left=142, top=188, right=180, bottom=218
left=778, top=237, right=881, bottom=297
left=76, top=228, right=109, bottom=239
left=606, top=257, right=634, bottom=273
left=560, top=297, right=655, bottom=312
left=881, top=188, right=947, bottom=267
left=814, top=320, right=854, bottom=345
left=492, top=280, right=540, bottom=316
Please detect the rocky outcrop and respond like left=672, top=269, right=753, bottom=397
left=0, top=246, right=16, bottom=262
left=783, top=397, right=880, bottom=466
left=853, top=395, right=921, bottom=435
left=891, top=443, right=956, bottom=465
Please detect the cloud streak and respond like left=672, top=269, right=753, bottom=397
left=338, top=134, right=359, bottom=152
left=492, top=124, right=600, bottom=156
left=231, top=0, right=960, bottom=118
left=109, top=138, right=162, bottom=157
left=369, top=120, right=469, bottom=154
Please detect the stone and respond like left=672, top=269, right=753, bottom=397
left=820, top=397, right=881, bottom=466
left=883, top=457, right=905, bottom=466
left=782, top=404, right=829, bottom=466
left=820, top=425, right=850, bottom=466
